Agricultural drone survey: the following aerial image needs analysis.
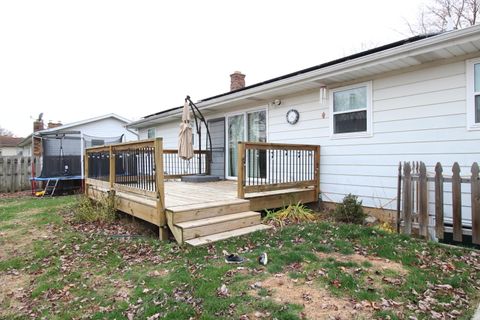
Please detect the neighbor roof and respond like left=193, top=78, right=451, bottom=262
left=0, top=136, right=23, bottom=148
left=36, top=113, right=131, bottom=136
left=128, top=24, right=480, bottom=129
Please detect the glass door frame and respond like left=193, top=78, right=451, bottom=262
left=225, top=107, right=268, bottom=180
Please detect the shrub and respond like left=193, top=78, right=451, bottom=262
left=73, top=194, right=116, bottom=223
left=334, top=194, right=365, bottom=224
left=264, top=202, right=316, bottom=227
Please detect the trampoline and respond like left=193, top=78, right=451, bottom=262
left=32, top=131, right=124, bottom=196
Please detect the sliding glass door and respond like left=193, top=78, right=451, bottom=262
left=226, top=109, right=266, bottom=179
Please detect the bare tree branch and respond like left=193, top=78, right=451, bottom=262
left=0, top=127, right=14, bottom=137
left=407, top=0, right=479, bottom=34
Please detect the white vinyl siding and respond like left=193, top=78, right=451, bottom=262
left=268, top=59, right=480, bottom=225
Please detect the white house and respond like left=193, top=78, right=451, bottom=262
left=0, top=136, right=23, bottom=156
left=127, top=25, right=480, bottom=222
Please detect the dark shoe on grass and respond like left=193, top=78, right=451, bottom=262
left=225, top=254, right=245, bottom=264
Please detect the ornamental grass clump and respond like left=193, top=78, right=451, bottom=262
left=74, top=194, right=116, bottom=223
left=264, top=202, right=316, bottom=227
left=334, top=194, right=366, bottom=225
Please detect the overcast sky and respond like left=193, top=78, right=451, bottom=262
left=0, top=0, right=426, bottom=137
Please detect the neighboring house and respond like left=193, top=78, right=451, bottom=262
left=0, top=136, right=23, bottom=156
left=127, top=25, right=480, bottom=221
left=20, top=113, right=138, bottom=180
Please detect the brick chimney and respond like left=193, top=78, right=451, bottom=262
left=230, top=71, right=246, bottom=91
left=33, top=119, right=44, bottom=132
left=33, top=115, right=44, bottom=157
left=47, top=121, right=62, bottom=129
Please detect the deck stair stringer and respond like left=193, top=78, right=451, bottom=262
left=166, top=198, right=271, bottom=246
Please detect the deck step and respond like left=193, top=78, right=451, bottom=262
left=167, top=199, right=251, bottom=223
left=176, top=211, right=261, bottom=241
left=185, top=224, right=272, bottom=246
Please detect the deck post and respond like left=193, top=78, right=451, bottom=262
left=237, top=142, right=246, bottom=199
left=154, top=138, right=168, bottom=240
left=84, top=150, right=89, bottom=196
left=109, top=146, right=115, bottom=189
left=314, top=145, right=321, bottom=203
left=108, top=145, right=116, bottom=206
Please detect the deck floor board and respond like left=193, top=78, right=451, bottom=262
left=165, top=180, right=238, bottom=210
left=164, top=180, right=315, bottom=212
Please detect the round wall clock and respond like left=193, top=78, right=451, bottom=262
left=286, top=109, right=299, bottom=125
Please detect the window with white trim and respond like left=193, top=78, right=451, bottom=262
left=466, top=58, right=480, bottom=130
left=147, top=128, right=156, bottom=139
left=330, top=81, right=372, bottom=137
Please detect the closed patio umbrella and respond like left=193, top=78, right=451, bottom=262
left=178, top=100, right=193, bottom=160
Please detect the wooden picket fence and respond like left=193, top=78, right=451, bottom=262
left=397, top=161, right=480, bottom=244
left=0, top=156, right=37, bottom=193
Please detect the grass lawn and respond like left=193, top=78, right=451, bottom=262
left=0, top=195, right=479, bottom=319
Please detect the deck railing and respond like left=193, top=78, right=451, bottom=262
left=163, top=149, right=209, bottom=179
left=237, top=142, right=320, bottom=199
left=85, top=138, right=167, bottom=238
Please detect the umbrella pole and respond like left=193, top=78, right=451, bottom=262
left=186, top=95, right=213, bottom=176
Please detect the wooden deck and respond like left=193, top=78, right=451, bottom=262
left=85, top=139, right=320, bottom=245
left=165, top=181, right=237, bottom=209
left=165, top=180, right=315, bottom=211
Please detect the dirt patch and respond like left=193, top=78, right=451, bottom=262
left=147, top=269, right=170, bottom=277
left=251, top=274, right=373, bottom=319
left=316, top=252, right=407, bottom=275
left=0, top=272, right=31, bottom=317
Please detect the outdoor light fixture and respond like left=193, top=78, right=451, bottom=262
left=319, top=86, right=328, bottom=105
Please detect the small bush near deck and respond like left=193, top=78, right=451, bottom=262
left=334, top=194, right=366, bottom=224
left=264, top=202, right=316, bottom=227
left=73, top=195, right=116, bottom=223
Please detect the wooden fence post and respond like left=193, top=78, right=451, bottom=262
left=396, top=162, right=402, bottom=233
left=237, top=142, right=246, bottom=199
left=418, top=162, right=428, bottom=238
left=154, top=138, right=168, bottom=240
left=471, top=162, right=480, bottom=245
left=415, top=161, right=419, bottom=216
left=0, top=158, right=4, bottom=193
left=402, top=162, right=412, bottom=234
left=452, top=162, right=462, bottom=242
left=434, top=162, right=444, bottom=240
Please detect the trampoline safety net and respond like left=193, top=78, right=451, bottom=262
left=39, top=133, right=123, bottom=178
